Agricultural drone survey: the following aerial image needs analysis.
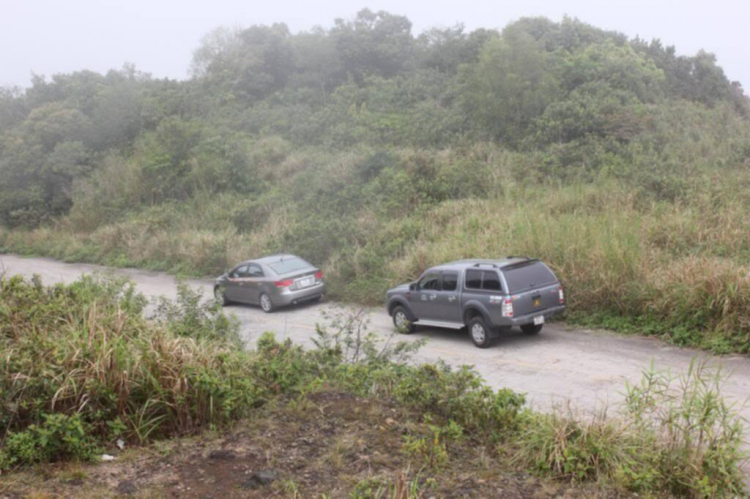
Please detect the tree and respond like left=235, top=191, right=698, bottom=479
left=416, top=25, right=495, bottom=74
left=0, top=86, right=27, bottom=132
left=192, top=24, right=295, bottom=100
left=561, top=41, right=666, bottom=102
left=290, top=27, right=343, bottom=92
left=533, top=81, right=649, bottom=145
left=22, top=102, right=92, bottom=151
left=331, top=9, right=414, bottom=83
left=460, top=24, right=560, bottom=143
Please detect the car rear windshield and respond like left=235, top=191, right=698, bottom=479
left=502, top=262, right=557, bottom=293
left=268, top=257, right=313, bottom=275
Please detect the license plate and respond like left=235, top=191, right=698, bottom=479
left=533, top=315, right=545, bottom=326
left=297, top=277, right=314, bottom=288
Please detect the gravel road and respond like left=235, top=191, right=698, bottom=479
left=3, top=253, right=750, bottom=424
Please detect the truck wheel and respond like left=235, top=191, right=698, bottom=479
left=392, top=306, right=415, bottom=334
left=468, top=317, right=492, bottom=348
left=521, top=323, right=543, bottom=335
left=214, top=286, right=229, bottom=306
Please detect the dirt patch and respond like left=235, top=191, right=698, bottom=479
left=0, top=390, right=623, bottom=498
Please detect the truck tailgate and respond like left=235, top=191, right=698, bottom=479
left=509, top=283, right=561, bottom=317
left=501, top=261, right=560, bottom=317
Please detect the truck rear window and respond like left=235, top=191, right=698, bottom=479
left=502, top=262, right=557, bottom=293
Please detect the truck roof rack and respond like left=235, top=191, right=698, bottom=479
left=502, top=258, right=540, bottom=270
left=472, top=262, right=500, bottom=269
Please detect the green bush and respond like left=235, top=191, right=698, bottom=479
left=1, top=276, right=746, bottom=497
left=152, top=280, right=241, bottom=345
left=0, top=275, right=264, bottom=465
left=0, top=414, right=99, bottom=468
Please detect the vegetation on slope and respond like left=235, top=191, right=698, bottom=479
left=0, top=276, right=746, bottom=496
left=1, top=12, right=750, bottom=351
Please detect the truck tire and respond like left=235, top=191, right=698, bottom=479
left=392, top=306, right=415, bottom=334
left=468, top=317, right=492, bottom=348
left=521, top=323, right=543, bottom=335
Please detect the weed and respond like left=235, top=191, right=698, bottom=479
left=151, top=280, right=242, bottom=346
left=402, top=418, right=463, bottom=469
left=313, top=306, right=426, bottom=365
left=516, top=360, right=748, bottom=496
left=352, top=469, right=434, bottom=499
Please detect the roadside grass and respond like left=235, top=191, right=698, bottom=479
left=1, top=275, right=747, bottom=496
left=515, top=361, right=747, bottom=496
left=2, top=167, right=750, bottom=354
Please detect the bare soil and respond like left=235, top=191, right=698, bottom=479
left=0, top=390, right=621, bottom=498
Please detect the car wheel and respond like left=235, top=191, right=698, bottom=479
left=521, top=323, right=543, bottom=335
left=468, top=317, right=492, bottom=348
left=392, top=306, right=415, bottom=334
left=260, top=293, right=275, bottom=313
left=214, top=286, right=229, bottom=306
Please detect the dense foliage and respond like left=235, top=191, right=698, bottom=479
left=1, top=12, right=750, bottom=350
left=1, top=276, right=745, bottom=496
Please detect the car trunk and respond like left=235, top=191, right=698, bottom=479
left=283, top=268, right=320, bottom=290
left=501, top=261, right=560, bottom=317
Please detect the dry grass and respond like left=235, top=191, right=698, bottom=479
left=2, top=147, right=750, bottom=352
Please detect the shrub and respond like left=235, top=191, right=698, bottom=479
left=0, top=275, right=266, bottom=466
left=0, top=414, right=99, bottom=468
left=152, top=280, right=241, bottom=345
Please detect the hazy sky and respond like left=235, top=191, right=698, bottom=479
left=1, top=0, right=748, bottom=89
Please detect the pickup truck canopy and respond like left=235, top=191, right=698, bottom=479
left=502, top=261, right=557, bottom=293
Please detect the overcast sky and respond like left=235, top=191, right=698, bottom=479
left=1, top=0, right=748, bottom=89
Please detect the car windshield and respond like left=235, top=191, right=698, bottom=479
left=502, top=262, right=557, bottom=292
left=268, top=257, right=313, bottom=275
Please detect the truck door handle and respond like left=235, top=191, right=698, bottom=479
left=430, top=294, right=437, bottom=300
left=448, top=296, right=456, bottom=302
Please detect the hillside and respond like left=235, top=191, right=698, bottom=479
left=1, top=11, right=750, bottom=352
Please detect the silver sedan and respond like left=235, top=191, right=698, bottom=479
left=214, top=254, right=326, bottom=313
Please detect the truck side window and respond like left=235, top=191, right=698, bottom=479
left=419, top=272, right=441, bottom=291
left=482, top=271, right=502, bottom=291
left=465, top=269, right=482, bottom=289
left=442, top=272, right=458, bottom=291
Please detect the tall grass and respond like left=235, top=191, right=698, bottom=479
left=2, top=141, right=750, bottom=352
left=516, top=360, right=747, bottom=496
left=1, top=275, right=263, bottom=453
left=1, top=276, right=747, bottom=495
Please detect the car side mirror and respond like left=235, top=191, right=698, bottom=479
left=409, top=283, right=416, bottom=291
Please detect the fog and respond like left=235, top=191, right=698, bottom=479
left=1, top=0, right=748, bottom=89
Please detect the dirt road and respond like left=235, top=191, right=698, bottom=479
left=3, top=254, right=750, bottom=422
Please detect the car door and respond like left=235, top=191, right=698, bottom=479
left=245, top=263, right=265, bottom=304
left=225, top=265, right=248, bottom=302
left=410, top=271, right=442, bottom=319
left=436, top=271, right=461, bottom=322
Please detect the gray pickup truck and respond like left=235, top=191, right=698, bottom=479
left=385, top=258, right=565, bottom=348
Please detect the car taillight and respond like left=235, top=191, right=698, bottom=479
left=274, top=279, right=294, bottom=288
left=558, top=286, right=565, bottom=304
left=314, top=271, right=323, bottom=280
left=502, top=298, right=514, bottom=317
